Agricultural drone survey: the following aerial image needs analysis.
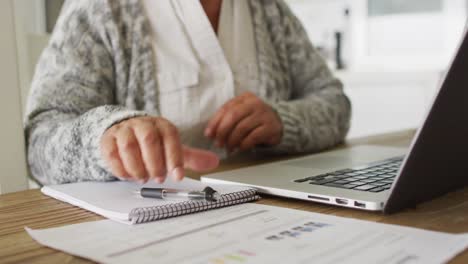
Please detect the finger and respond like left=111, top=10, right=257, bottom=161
left=205, top=97, right=244, bottom=138
left=132, top=122, right=166, bottom=183
left=183, top=146, right=220, bottom=172
left=226, top=115, right=262, bottom=152
left=239, top=126, right=269, bottom=151
left=116, top=127, right=148, bottom=182
left=214, top=106, right=253, bottom=148
left=101, top=135, right=128, bottom=179
left=156, top=120, right=184, bottom=181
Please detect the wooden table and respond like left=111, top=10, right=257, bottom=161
left=1, top=130, right=467, bottom=263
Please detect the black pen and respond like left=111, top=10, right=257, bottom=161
left=136, top=186, right=221, bottom=202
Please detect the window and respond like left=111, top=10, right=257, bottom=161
left=352, top=0, right=467, bottom=71
left=368, top=0, right=442, bottom=16
left=287, top=0, right=467, bottom=71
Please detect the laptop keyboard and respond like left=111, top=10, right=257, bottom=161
left=293, top=156, right=404, bottom=193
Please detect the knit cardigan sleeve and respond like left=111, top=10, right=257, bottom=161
left=263, top=0, right=352, bottom=154
left=24, top=1, right=147, bottom=185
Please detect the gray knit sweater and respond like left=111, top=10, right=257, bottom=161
left=25, top=0, right=351, bottom=185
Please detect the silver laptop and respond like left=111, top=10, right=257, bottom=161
left=202, top=31, right=468, bottom=213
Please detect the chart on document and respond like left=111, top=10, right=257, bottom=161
left=27, top=204, right=468, bottom=264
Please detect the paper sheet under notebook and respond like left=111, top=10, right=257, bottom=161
left=27, top=204, right=468, bottom=264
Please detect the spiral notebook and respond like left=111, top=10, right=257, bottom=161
left=41, top=178, right=260, bottom=224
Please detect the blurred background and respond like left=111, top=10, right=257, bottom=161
left=0, top=0, right=466, bottom=193
left=289, top=0, right=466, bottom=138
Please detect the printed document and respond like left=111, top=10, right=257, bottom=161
left=27, top=204, right=468, bottom=264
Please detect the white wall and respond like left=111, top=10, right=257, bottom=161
left=0, top=0, right=30, bottom=193
left=338, top=71, right=442, bottom=139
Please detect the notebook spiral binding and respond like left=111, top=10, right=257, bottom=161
left=129, top=189, right=260, bottom=224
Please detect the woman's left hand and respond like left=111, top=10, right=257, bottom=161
left=204, top=92, right=283, bottom=152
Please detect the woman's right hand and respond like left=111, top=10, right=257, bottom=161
left=100, top=116, right=220, bottom=183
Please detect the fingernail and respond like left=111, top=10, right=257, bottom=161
left=155, top=177, right=164, bottom=184
left=172, top=167, right=184, bottom=181
left=138, top=175, right=148, bottom=183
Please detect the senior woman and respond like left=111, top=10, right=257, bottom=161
left=25, top=0, right=351, bottom=185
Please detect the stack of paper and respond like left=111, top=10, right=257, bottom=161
left=27, top=204, right=468, bottom=264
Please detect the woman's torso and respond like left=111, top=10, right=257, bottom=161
left=111, top=0, right=292, bottom=156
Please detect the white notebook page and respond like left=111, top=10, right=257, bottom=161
left=41, top=178, right=252, bottom=223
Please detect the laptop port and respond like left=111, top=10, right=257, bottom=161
left=354, top=201, right=366, bottom=208
left=307, top=195, right=329, bottom=201
left=335, top=198, right=348, bottom=205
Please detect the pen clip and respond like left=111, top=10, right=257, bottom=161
left=203, top=187, right=221, bottom=202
